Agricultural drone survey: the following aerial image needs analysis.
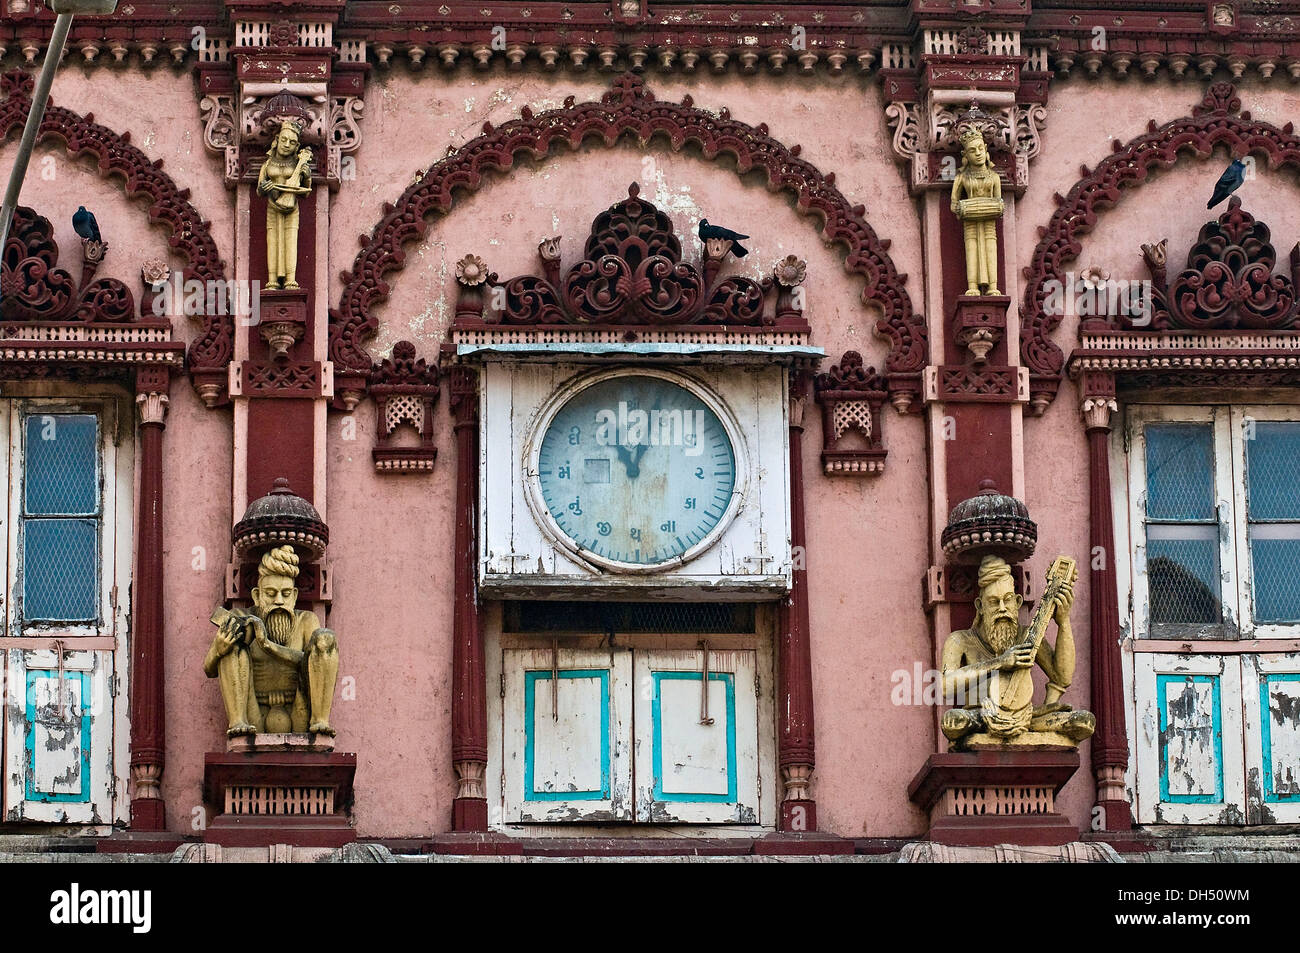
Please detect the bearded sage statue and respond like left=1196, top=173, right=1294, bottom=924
left=204, top=545, right=339, bottom=737
left=940, top=554, right=1095, bottom=749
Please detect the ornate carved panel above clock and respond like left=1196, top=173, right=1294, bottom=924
left=480, top=361, right=791, bottom=599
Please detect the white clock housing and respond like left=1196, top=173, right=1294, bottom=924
left=478, top=361, right=791, bottom=599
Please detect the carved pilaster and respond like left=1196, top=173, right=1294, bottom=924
left=448, top=360, right=487, bottom=830
left=136, top=390, right=169, bottom=426
left=130, top=366, right=170, bottom=830
left=779, top=372, right=817, bottom=831
left=1079, top=372, right=1132, bottom=829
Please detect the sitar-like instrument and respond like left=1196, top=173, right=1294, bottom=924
left=984, top=555, right=1077, bottom=729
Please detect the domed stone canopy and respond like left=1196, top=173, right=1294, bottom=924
left=232, top=477, right=329, bottom=562
left=940, top=479, right=1037, bottom=565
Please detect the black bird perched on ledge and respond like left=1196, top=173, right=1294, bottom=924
left=698, top=219, right=749, bottom=258
left=1207, top=158, right=1247, bottom=209
left=72, top=206, right=100, bottom=242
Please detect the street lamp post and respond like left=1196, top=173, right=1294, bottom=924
left=0, top=0, right=120, bottom=251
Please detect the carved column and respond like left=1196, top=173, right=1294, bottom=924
left=778, top=372, right=817, bottom=831
left=1081, top=373, right=1132, bottom=830
left=448, top=363, right=488, bottom=830
left=129, top=368, right=170, bottom=830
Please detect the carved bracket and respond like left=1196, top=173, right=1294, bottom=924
left=813, top=351, right=889, bottom=476
left=369, top=341, right=440, bottom=473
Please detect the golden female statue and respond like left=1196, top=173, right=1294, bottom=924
left=257, top=121, right=314, bottom=290
left=949, top=126, right=1005, bottom=296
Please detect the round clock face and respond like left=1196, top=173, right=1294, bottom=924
left=531, top=371, right=742, bottom=572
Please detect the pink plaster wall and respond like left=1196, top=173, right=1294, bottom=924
left=0, top=64, right=237, bottom=832
left=10, top=58, right=1297, bottom=840
left=333, top=69, right=931, bottom=837
left=1018, top=77, right=1300, bottom=830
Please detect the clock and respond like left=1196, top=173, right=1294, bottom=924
left=525, top=369, right=746, bottom=573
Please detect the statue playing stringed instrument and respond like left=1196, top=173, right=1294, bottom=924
left=940, top=554, right=1095, bottom=749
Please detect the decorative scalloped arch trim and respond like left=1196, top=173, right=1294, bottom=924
left=330, top=74, right=923, bottom=395
left=1020, top=82, right=1300, bottom=410
left=0, top=71, right=232, bottom=383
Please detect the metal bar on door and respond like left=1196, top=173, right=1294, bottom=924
left=699, top=640, right=714, bottom=726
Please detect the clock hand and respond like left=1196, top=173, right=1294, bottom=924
left=615, top=443, right=638, bottom=479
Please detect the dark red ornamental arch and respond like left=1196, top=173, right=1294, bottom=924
left=330, top=74, right=924, bottom=404
left=1021, top=82, right=1300, bottom=410
left=0, top=69, right=232, bottom=401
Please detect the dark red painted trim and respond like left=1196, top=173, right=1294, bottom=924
left=777, top=372, right=816, bottom=830
left=1085, top=391, right=1133, bottom=831
left=331, top=75, right=922, bottom=406
left=448, top=362, right=488, bottom=831
left=128, top=374, right=168, bottom=832
left=1021, top=83, right=1300, bottom=410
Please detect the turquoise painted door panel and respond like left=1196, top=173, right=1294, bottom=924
left=1135, top=653, right=1245, bottom=824
left=4, top=648, right=114, bottom=823
left=1242, top=654, right=1300, bottom=823
left=633, top=649, right=759, bottom=824
left=502, top=648, right=632, bottom=822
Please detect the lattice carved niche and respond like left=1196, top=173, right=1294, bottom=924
left=368, top=341, right=440, bottom=472
left=814, top=351, right=889, bottom=476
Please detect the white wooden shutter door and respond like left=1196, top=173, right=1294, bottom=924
left=502, top=647, right=632, bottom=822
left=4, top=648, right=113, bottom=823
left=1243, top=653, right=1300, bottom=823
left=633, top=647, right=759, bottom=824
left=1134, top=652, right=1245, bottom=824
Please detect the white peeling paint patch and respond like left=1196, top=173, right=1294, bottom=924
left=464, top=97, right=476, bottom=113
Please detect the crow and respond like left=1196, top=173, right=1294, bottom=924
left=698, top=219, right=749, bottom=258
left=1207, top=158, right=1247, bottom=210
left=72, top=206, right=100, bottom=242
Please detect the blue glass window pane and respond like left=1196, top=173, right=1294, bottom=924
left=23, top=519, right=97, bottom=621
left=1146, top=424, right=1215, bottom=521
left=1247, top=422, right=1300, bottom=520
left=25, top=414, right=97, bottom=515
left=1252, top=538, right=1300, bottom=623
left=1148, top=537, right=1220, bottom=624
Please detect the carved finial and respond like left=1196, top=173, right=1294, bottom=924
left=773, top=255, right=807, bottom=288
left=455, top=253, right=489, bottom=287
left=627, top=181, right=640, bottom=199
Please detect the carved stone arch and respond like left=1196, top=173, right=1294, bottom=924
left=1021, top=82, right=1300, bottom=411
left=330, top=74, right=924, bottom=406
left=0, top=70, right=232, bottom=404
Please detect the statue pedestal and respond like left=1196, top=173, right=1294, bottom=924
left=907, top=749, right=1080, bottom=846
left=203, top=735, right=356, bottom=847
